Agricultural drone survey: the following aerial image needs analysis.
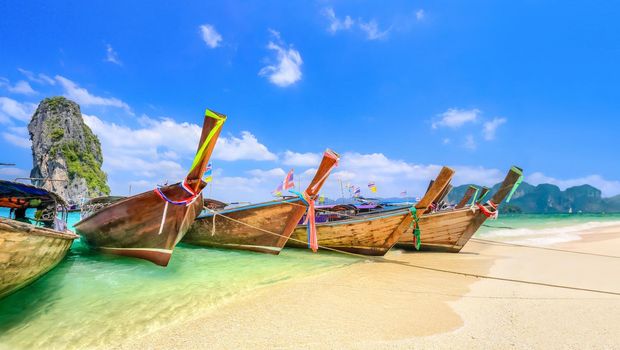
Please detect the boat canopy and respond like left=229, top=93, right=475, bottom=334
left=0, top=180, right=68, bottom=230
left=0, top=180, right=66, bottom=210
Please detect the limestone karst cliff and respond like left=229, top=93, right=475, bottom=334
left=28, top=96, right=109, bottom=203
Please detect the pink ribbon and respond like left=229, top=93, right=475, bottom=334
left=303, top=193, right=318, bottom=252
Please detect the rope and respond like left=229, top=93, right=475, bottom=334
left=482, top=224, right=515, bottom=229
left=376, top=258, right=620, bottom=296
left=198, top=207, right=620, bottom=296
left=297, top=281, right=617, bottom=301
left=470, top=238, right=620, bottom=259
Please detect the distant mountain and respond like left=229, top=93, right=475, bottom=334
left=446, top=181, right=620, bottom=213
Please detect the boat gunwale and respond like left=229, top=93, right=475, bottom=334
left=73, top=181, right=205, bottom=227
left=196, top=197, right=304, bottom=219
left=314, top=207, right=410, bottom=227
left=0, top=217, right=78, bottom=240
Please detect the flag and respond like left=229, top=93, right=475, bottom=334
left=272, top=184, right=283, bottom=197
left=400, top=190, right=407, bottom=197
left=319, top=195, right=325, bottom=204
left=282, top=169, right=295, bottom=190
left=272, top=169, right=294, bottom=196
left=353, top=186, right=361, bottom=197
left=368, top=182, right=377, bottom=193
left=204, top=163, right=213, bottom=183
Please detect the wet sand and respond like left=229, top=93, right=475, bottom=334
left=120, top=225, right=620, bottom=349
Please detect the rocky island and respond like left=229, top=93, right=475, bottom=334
left=28, top=97, right=109, bottom=204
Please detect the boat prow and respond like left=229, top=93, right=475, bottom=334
left=74, top=108, right=226, bottom=266
left=183, top=149, right=340, bottom=254
left=287, top=166, right=455, bottom=255
left=397, top=166, right=524, bottom=252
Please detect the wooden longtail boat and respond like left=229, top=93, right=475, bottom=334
left=183, top=150, right=340, bottom=254
left=0, top=180, right=78, bottom=299
left=455, top=185, right=478, bottom=209
left=74, top=109, right=226, bottom=266
left=396, top=166, right=523, bottom=252
left=286, top=166, right=455, bottom=255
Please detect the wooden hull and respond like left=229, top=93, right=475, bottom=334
left=183, top=198, right=307, bottom=254
left=287, top=209, right=413, bottom=256
left=396, top=206, right=485, bottom=252
left=74, top=185, right=203, bottom=266
left=0, top=218, right=77, bottom=299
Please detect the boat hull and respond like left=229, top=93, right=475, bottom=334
left=74, top=185, right=203, bottom=266
left=183, top=198, right=307, bottom=254
left=287, top=209, right=413, bottom=256
left=396, top=207, right=484, bottom=252
left=0, top=218, right=77, bottom=299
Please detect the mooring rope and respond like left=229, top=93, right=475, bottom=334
left=482, top=224, right=516, bottom=229
left=470, top=238, right=620, bottom=259
left=377, top=257, right=620, bottom=296
left=199, top=208, right=620, bottom=297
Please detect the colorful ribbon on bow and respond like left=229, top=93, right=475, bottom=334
left=304, top=193, right=318, bottom=252
left=154, top=179, right=202, bottom=206
left=409, top=207, right=421, bottom=250
left=290, top=190, right=318, bottom=252
left=505, top=173, right=524, bottom=203
left=477, top=200, right=498, bottom=219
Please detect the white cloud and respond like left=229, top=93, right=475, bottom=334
left=442, top=138, right=451, bottom=144
left=0, top=78, right=37, bottom=95
left=451, top=166, right=504, bottom=186
left=247, top=168, right=286, bottom=178
left=200, top=24, right=222, bottom=48
left=527, top=172, right=620, bottom=197
left=416, top=9, right=425, bottom=21
left=312, top=152, right=511, bottom=199
left=2, top=126, right=30, bottom=149
left=55, top=76, right=131, bottom=112
left=213, top=131, right=278, bottom=161
left=105, top=44, right=122, bottom=65
left=0, top=166, right=29, bottom=180
left=17, top=68, right=55, bottom=85
left=358, top=19, right=390, bottom=40
left=464, top=135, right=476, bottom=150
left=282, top=150, right=321, bottom=167
left=482, top=117, right=507, bottom=140
left=0, top=97, right=35, bottom=123
left=432, top=108, right=480, bottom=129
left=322, top=7, right=354, bottom=33
left=83, top=114, right=277, bottom=193
left=259, top=31, right=303, bottom=87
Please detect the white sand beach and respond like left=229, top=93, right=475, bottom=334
left=119, top=223, right=620, bottom=349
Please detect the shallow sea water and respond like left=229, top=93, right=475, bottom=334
left=0, top=212, right=356, bottom=349
left=1, top=211, right=619, bottom=349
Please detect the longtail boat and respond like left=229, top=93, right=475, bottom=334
left=396, top=166, right=523, bottom=252
left=286, top=166, right=455, bottom=255
left=0, top=180, right=78, bottom=299
left=183, top=150, right=340, bottom=254
left=455, top=185, right=478, bottom=209
left=74, top=109, right=226, bottom=266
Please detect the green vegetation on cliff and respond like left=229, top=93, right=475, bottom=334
left=43, top=96, right=71, bottom=111
left=61, top=141, right=110, bottom=195
left=37, top=96, right=110, bottom=196
left=447, top=182, right=620, bottom=213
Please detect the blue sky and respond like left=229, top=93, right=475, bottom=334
left=1, top=1, right=619, bottom=201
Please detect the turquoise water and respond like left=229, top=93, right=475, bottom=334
left=1, top=212, right=619, bottom=349
left=477, top=213, right=620, bottom=244
left=0, top=212, right=357, bottom=349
